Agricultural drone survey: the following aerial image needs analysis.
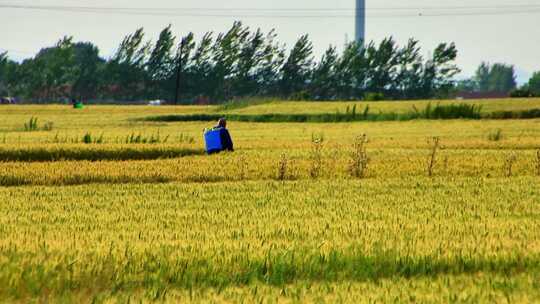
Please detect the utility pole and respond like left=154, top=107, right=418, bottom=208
left=174, top=47, right=182, bottom=105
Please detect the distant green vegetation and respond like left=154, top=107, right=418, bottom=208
left=145, top=103, right=540, bottom=123
left=214, top=98, right=276, bottom=112
left=0, top=23, right=459, bottom=103
left=0, top=145, right=203, bottom=162
left=490, top=108, right=540, bottom=119
left=225, top=98, right=540, bottom=115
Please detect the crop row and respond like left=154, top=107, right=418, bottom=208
left=0, top=148, right=537, bottom=186
left=0, top=178, right=539, bottom=300
left=0, top=145, right=202, bottom=162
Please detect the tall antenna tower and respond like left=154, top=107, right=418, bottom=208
left=355, top=0, right=366, bottom=43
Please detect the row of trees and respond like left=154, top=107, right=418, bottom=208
left=512, top=71, right=540, bottom=97
left=457, top=62, right=540, bottom=97
left=456, top=62, right=517, bottom=94
left=0, top=22, right=461, bottom=103
left=527, top=72, right=540, bottom=95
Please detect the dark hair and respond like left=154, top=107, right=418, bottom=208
left=217, top=118, right=227, bottom=128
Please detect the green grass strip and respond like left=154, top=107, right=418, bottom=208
left=1, top=248, right=538, bottom=299
left=0, top=147, right=204, bottom=162
left=145, top=106, right=540, bottom=123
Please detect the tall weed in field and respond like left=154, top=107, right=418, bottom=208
left=536, top=150, right=540, bottom=176
left=83, top=133, right=104, bottom=144
left=488, top=129, right=504, bottom=141
left=310, top=133, right=324, bottom=178
left=238, top=154, right=248, bottom=180
left=349, top=134, right=369, bottom=178
left=24, top=117, right=39, bottom=132
left=177, top=133, right=195, bottom=144
left=277, top=153, right=288, bottom=181
left=43, top=121, right=54, bottom=131
left=126, top=132, right=169, bottom=144
left=442, top=156, right=450, bottom=175
left=52, top=133, right=78, bottom=144
left=362, top=105, right=370, bottom=120
left=505, top=153, right=518, bottom=177
left=427, top=137, right=440, bottom=177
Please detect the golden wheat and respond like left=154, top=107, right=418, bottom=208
left=0, top=103, right=539, bottom=302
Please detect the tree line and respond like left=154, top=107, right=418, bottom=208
left=1, top=22, right=463, bottom=103
left=457, top=62, right=517, bottom=93
left=457, top=62, right=540, bottom=98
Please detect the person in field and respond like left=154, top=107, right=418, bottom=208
left=214, top=118, right=234, bottom=152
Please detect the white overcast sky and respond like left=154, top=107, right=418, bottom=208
left=1, top=0, right=539, bottom=83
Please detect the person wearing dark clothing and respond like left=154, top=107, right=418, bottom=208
left=219, top=128, right=234, bottom=152
left=215, top=118, right=234, bottom=152
left=204, top=118, right=234, bottom=154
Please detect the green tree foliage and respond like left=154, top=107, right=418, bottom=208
left=170, top=32, right=196, bottom=103
left=528, top=71, right=540, bottom=96
left=251, top=30, right=285, bottom=96
left=0, top=52, right=8, bottom=96
left=106, top=28, right=151, bottom=100
left=234, top=28, right=266, bottom=96
left=394, top=39, right=424, bottom=99
left=189, top=32, right=214, bottom=100
left=334, top=42, right=367, bottom=99
left=18, top=37, right=77, bottom=101
left=310, top=46, right=338, bottom=100
left=280, top=35, right=314, bottom=98
left=488, top=63, right=517, bottom=93
left=211, top=21, right=250, bottom=100
left=473, top=62, right=517, bottom=93
left=146, top=24, right=175, bottom=97
left=425, top=42, right=460, bottom=98
left=72, top=42, right=105, bottom=100
left=365, top=38, right=401, bottom=94
left=455, top=79, right=477, bottom=92
left=2, top=23, right=462, bottom=103
left=474, top=62, right=491, bottom=92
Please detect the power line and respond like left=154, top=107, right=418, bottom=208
left=3, top=3, right=540, bottom=11
left=2, top=3, right=540, bottom=18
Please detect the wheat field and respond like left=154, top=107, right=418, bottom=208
left=0, top=100, right=539, bottom=302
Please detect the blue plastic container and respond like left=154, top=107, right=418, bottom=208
left=204, top=129, right=223, bottom=154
